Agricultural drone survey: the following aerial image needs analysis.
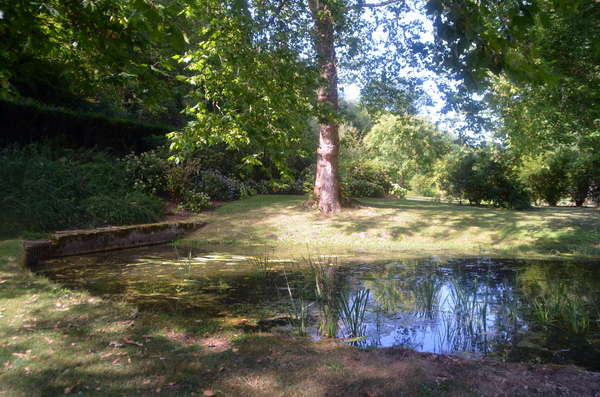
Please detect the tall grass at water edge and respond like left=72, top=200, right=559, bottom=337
left=411, top=266, right=443, bottom=314
left=245, top=249, right=275, bottom=281
left=300, top=256, right=370, bottom=340
left=274, top=255, right=370, bottom=340
left=528, top=270, right=598, bottom=335
left=279, top=271, right=314, bottom=336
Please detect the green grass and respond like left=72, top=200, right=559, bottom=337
left=2, top=195, right=600, bottom=395
left=182, top=195, right=600, bottom=259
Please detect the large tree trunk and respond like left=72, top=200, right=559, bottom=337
left=309, top=0, right=342, bottom=213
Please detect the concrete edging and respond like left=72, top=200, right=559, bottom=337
left=25, top=221, right=206, bottom=266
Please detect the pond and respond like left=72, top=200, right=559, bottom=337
left=36, top=244, right=600, bottom=371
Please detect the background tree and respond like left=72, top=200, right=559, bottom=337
left=439, top=145, right=531, bottom=210
left=363, top=114, right=450, bottom=187
left=171, top=0, right=556, bottom=213
left=359, top=73, right=429, bottom=120
left=489, top=0, right=599, bottom=154
left=487, top=0, right=600, bottom=205
left=4, top=0, right=589, bottom=213
left=520, top=148, right=600, bottom=206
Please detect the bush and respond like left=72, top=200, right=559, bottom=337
left=83, top=193, right=163, bottom=225
left=0, top=145, right=164, bottom=238
left=409, top=173, right=438, bottom=197
left=523, top=149, right=600, bottom=207
left=120, top=148, right=171, bottom=196
left=348, top=180, right=386, bottom=198
left=440, top=147, right=531, bottom=210
left=389, top=183, right=408, bottom=198
left=191, top=169, right=237, bottom=201
left=179, top=192, right=212, bottom=212
left=228, top=178, right=251, bottom=199
left=344, top=164, right=393, bottom=193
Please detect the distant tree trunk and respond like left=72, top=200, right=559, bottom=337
left=308, top=0, right=342, bottom=213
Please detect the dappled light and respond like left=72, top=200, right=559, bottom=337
left=186, top=196, right=600, bottom=258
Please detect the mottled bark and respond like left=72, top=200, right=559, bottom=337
left=309, top=0, right=342, bottom=213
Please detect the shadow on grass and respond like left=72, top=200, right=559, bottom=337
left=340, top=199, right=600, bottom=254
left=0, top=250, right=232, bottom=396
left=4, top=240, right=600, bottom=396
left=184, top=195, right=600, bottom=256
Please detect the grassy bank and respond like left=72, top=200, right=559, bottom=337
left=181, top=195, right=600, bottom=259
left=2, top=240, right=600, bottom=396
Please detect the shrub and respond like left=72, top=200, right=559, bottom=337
left=345, top=164, right=393, bottom=193
left=120, top=148, right=171, bottom=196
left=409, top=173, right=438, bottom=197
left=299, top=164, right=317, bottom=197
left=440, top=148, right=531, bottom=210
left=83, top=193, right=163, bottom=225
left=179, top=192, right=212, bottom=212
left=0, top=145, right=164, bottom=238
left=347, top=180, right=386, bottom=198
left=523, top=149, right=599, bottom=207
left=282, top=178, right=306, bottom=195
left=249, top=179, right=270, bottom=195
left=389, top=183, right=408, bottom=198
left=229, top=177, right=258, bottom=199
left=191, top=169, right=236, bottom=201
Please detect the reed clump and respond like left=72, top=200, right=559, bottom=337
left=529, top=271, right=595, bottom=335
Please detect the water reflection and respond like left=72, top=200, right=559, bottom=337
left=37, top=245, right=600, bottom=371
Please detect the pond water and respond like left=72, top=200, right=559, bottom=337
left=37, top=244, right=600, bottom=371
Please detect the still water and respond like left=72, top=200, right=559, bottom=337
left=37, top=244, right=600, bottom=371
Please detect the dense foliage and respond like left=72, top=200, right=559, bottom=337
left=363, top=114, right=451, bottom=187
left=0, top=0, right=189, bottom=124
left=0, top=145, right=164, bottom=238
left=439, top=146, right=531, bottom=210
left=1, top=0, right=598, bottom=238
left=520, top=149, right=600, bottom=207
left=0, top=99, right=171, bottom=154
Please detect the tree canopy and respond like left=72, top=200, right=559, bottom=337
left=364, top=114, right=450, bottom=186
left=0, top=0, right=189, bottom=122
left=490, top=0, right=600, bottom=154
left=2, top=0, right=598, bottom=212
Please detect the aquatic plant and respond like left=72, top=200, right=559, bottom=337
left=335, top=287, right=370, bottom=339
left=411, top=267, right=443, bottom=314
left=300, top=255, right=341, bottom=338
left=373, top=278, right=404, bottom=315
left=434, top=269, right=493, bottom=353
left=449, top=275, right=484, bottom=329
left=502, top=272, right=521, bottom=323
left=279, top=271, right=314, bottom=335
left=529, top=271, right=592, bottom=335
left=246, top=248, right=274, bottom=281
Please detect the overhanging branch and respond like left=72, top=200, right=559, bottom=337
left=268, top=0, right=290, bottom=26
left=346, top=0, right=406, bottom=12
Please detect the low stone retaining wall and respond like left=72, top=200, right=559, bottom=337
left=25, top=221, right=206, bottom=266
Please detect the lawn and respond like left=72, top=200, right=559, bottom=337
left=182, top=195, right=600, bottom=259
left=2, top=197, right=600, bottom=396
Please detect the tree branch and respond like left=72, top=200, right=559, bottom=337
left=268, top=0, right=290, bottom=26
left=346, top=0, right=406, bottom=12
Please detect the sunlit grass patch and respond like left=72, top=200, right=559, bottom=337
left=184, top=195, right=600, bottom=259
